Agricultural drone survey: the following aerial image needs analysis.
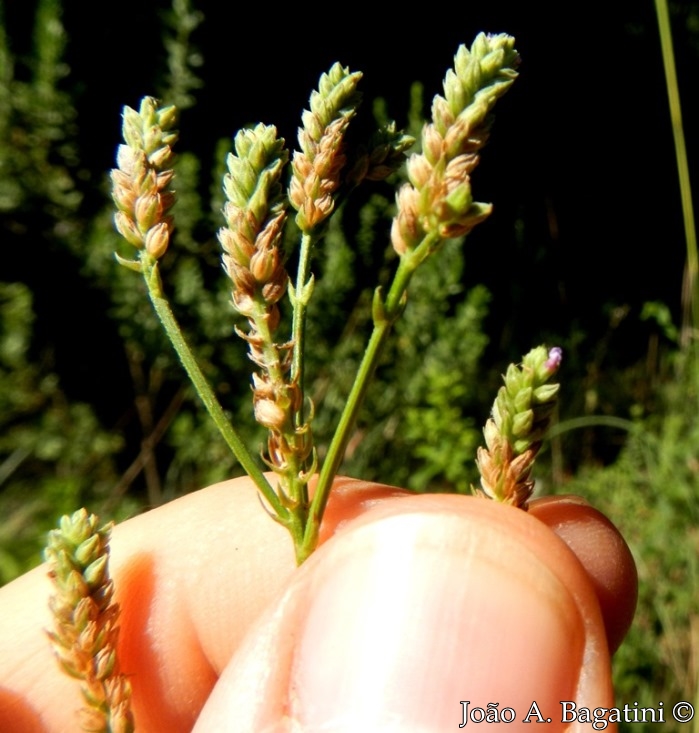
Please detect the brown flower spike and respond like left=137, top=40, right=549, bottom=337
left=289, top=62, right=362, bottom=233
left=219, top=124, right=313, bottom=506
left=111, top=97, right=178, bottom=266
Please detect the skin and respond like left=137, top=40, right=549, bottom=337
left=0, top=476, right=637, bottom=732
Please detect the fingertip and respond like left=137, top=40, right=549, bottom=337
left=530, top=495, right=638, bottom=653
left=316, top=476, right=410, bottom=543
left=196, top=492, right=615, bottom=731
left=290, top=504, right=593, bottom=731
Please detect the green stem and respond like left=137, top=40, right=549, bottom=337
left=141, top=255, right=285, bottom=520
left=655, top=0, right=698, bottom=346
left=298, top=233, right=439, bottom=561
left=291, top=231, right=316, bottom=429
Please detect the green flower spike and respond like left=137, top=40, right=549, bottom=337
left=346, top=120, right=416, bottom=187
left=392, top=33, right=519, bottom=257
left=476, top=346, right=562, bottom=509
left=45, top=509, right=134, bottom=733
left=307, top=37, right=520, bottom=557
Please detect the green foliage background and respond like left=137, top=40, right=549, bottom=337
left=1, top=0, right=697, bottom=727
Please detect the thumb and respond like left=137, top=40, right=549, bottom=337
left=193, top=494, right=619, bottom=732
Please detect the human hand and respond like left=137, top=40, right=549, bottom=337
left=0, top=475, right=636, bottom=732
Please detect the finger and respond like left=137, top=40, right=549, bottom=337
left=193, top=493, right=620, bottom=732
left=0, top=479, right=636, bottom=733
left=0, top=476, right=409, bottom=732
left=529, top=495, right=637, bottom=654
left=323, top=485, right=637, bottom=657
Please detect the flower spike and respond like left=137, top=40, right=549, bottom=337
left=290, top=63, right=363, bottom=233
left=46, top=510, right=133, bottom=733
left=111, top=97, right=178, bottom=267
left=476, top=345, right=561, bottom=509
left=391, top=33, right=519, bottom=256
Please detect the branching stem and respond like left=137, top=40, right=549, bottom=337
left=291, top=231, right=316, bottom=428
left=299, top=232, right=439, bottom=560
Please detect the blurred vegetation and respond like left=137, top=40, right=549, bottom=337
left=1, top=0, right=697, bottom=726
left=560, top=348, right=699, bottom=727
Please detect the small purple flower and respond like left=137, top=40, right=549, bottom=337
left=544, top=346, right=563, bottom=372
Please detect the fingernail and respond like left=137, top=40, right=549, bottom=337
left=288, top=511, right=585, bottom=731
